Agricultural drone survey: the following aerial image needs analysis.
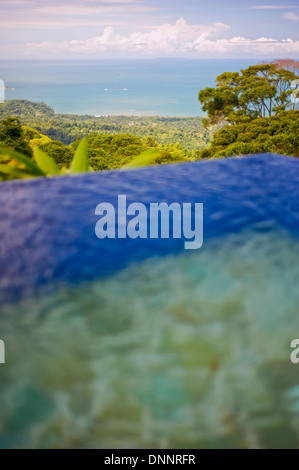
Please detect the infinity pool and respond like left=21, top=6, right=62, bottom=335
left=0, top=154, right=299, bottom=448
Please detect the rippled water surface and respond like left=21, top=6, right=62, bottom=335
left=0, top=155, right=299, bottom=448
left=1, top=232, right=299, bottom=448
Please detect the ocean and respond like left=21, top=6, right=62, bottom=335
left=0, top=58, right=257, bottom=116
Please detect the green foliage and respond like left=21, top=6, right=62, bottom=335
left=0, top=138, right=89, bottom=181
left=0, top=147, right=46, bottom=179
left=141, top=136, right=158, bottom=147
left=0, top=100, right=55, bottom=118
left=22, top=125, right=51, bottom=148
left=39, top=141, right=74, bottom=169
left=20, top=125, right=42, bottom=141
left=0, top=117, right=33, bottom=157
left=0, top=69, right=297, bottom=179
left=198, top=111, right=299, bottom=159
left=120, top=145, right=190, bottom=169
left=69, top=138, right=89, bottom=173
left=33, top=147, right=60, bottom=175
left=82, top=133, right=191, bottom=170
left=153, top=143, right=190, bottom=165
left=0, top=101, right=214, bottom=150
left=121, top=149, right=164, bottom=168
left=0, top=131, right=189, bottom=180
left=80, top=133, right=145, bottom=170
left=198, top=64, right=298, bottom=126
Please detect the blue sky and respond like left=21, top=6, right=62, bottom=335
left=0, top=0, right=298, bottom=59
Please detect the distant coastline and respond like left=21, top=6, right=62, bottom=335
left=0, top=58, right=257, bottom=116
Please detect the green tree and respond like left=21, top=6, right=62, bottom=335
left=0, top=117, right=32, bottom=157
left=197, top=111, right=299, bottom=159
left=198, top=64, right=298, bottom=126
left=83, top=133, right=146, bottom=170
left=39, top=141, right=74, bottom=169
left=142, top=136, right=158, bottom=147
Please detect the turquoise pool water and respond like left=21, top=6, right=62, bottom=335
left=0, top=154, right=299, bottom=448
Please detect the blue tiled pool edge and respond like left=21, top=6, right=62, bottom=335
left=0, top=153, right=298, bottom=304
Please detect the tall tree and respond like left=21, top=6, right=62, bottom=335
left=198, top=64, right=298, bottom=126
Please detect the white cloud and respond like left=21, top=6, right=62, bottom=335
left=283, top=12, right=299, bottom=20
left=0, top=0, right=157, bottom=29
left=250, top=4, right=299, bottom=9
left=25, top=18, right=230, bottom=53
left=23, top=18, right=299, bottom=57
left=33, top=2, right=155, bottom=17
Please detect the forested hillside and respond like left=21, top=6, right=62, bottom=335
left=0, top=100, right=216, bottom=150
left=0, top=116, right=195, bottom=179
left=0, top=61, right=298, bottom=182
left=198, top=62, right=299, bottom=158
